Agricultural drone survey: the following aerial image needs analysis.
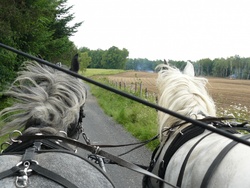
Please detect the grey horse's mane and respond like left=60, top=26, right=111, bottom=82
left=0, top=61, right=87, bottom=136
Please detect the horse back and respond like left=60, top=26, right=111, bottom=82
left=0, top=152, right=114, bottom=188
left=148, top=130, right=250, bottom=188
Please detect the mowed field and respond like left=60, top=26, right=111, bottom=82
left=107, top=71, right=250, bottom=111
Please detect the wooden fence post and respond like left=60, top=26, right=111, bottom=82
left=119, top=82, right=122, bottom=89
left=139, top=83, right=142, bottom=97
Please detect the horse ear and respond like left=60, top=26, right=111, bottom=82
left=183, top=61, right=195, bottom=77
left=164, top=59, right=169, bottom=65
left=70, top=54, right=79, bottom=73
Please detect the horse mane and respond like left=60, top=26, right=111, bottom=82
left=0, top=61, right=86, bottom=136
left=156, top=63, right=216, bottom=138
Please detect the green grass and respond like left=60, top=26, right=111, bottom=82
left=0, top=96, right=14, bottom=145
left=90, top=80, right=159, bottom=150
left=81, top=68, right=126, bottom=77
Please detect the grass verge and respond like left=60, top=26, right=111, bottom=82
left=89, top=80, right=159, bottom=150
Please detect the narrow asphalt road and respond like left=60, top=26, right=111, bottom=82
left=79, top=83, right=153, bottom=188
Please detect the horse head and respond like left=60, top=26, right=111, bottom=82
left=0, top=57, right=87, bottom=139
left=156, top=62, right=216, bottom=138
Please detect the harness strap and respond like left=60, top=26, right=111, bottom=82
left=3, top=139, right=73, bottom=153
left=201, top=134, right=250, bottom=187
left=0, top=142, right=79, bottom=188
left=176, top=132, right=213, bottom=187
left=158, top=125, right=205, bottom=184
left=0, top=166, right=20, bottom=180
left=17, top=135, right=178, bottom=188
left=30, top=164, right=78, bottom=188
left=97, top=145, right=178, bottom=187
left=0, top=163, right=78, bottom=188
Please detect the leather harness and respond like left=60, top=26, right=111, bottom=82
left=0, top=135, right=177, bottom=188
left=143, top=120, right=250, bottom=188
left=0, top=138, right=115, bottom=188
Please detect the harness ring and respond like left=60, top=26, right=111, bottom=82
left=9, top=130, right=22, bottom=144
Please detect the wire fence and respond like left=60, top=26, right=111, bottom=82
left=108, top=79, right=158, bottom=103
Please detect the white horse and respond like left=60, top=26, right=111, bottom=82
left=143, top=62, right=250, bottom=188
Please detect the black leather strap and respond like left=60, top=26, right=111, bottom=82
left=176, top=132, right=213, bottom=187
left=201, top=134, right=250, bottom=187
left=158, top=125, right=205, bottom=183
left=31, top=164, right=78, bottom=188
left=1, top=142, right=79, bottom=188
left=15, top=135, right=178, bottom=188
left=0, top=166, right=20, bottom=180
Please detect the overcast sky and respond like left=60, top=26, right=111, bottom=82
left=67, top=0, right=250, bottom=61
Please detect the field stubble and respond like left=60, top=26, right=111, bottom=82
left=107, top=71, right=250, bottom=116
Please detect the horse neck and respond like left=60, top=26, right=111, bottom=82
left=159, top=106, right=212, bottom=141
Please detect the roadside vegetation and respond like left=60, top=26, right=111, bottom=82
left=90, top=80, right=159, bottom=150
left=83, top=69, right=159, bottom=150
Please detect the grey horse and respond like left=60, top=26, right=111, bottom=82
left=0, top=57, right=114, bottom=187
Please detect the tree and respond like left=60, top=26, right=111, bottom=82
left=0, top=0, right=82, bottom=91
left=196, top=58, right=213, bottom=76
left=79, top=52, right=91, bottom=72
left=168, top=60, right=187, bottom=70
left=212, top=58, right=229, bottom=77
left=101, top=46, right=129, bottom=69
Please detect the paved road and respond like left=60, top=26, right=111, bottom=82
left=79, top=83, right=152, bottom=188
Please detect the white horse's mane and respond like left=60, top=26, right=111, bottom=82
left=156, top=62, right=216, bottom=138
left=0, top=61, right=87, bottom=135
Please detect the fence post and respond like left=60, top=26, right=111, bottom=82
left=145, top=88, right=148, bottom=98
left=119, top=82, right=122, bottom=89
left=139, top=83, right=142, bottom=97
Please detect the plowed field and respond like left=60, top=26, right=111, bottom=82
left=107, top=71, right=250, bottom=110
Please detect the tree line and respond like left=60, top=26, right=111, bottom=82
left=1, top=0, right=250, bottom=96
left=168, top=55, right=250, bottom=79
left=193, top=55, right=250, bottom=79
left=79, top=47, right=163, bottom=72
left=79, top=47, right=250, bottom=80
left=79, top=46, right=129, bottom=70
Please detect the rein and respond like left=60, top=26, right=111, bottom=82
left=1, top=135, right=178, bottom=188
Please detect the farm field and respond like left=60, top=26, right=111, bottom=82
left=107, top=71, right=250, bottom=113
